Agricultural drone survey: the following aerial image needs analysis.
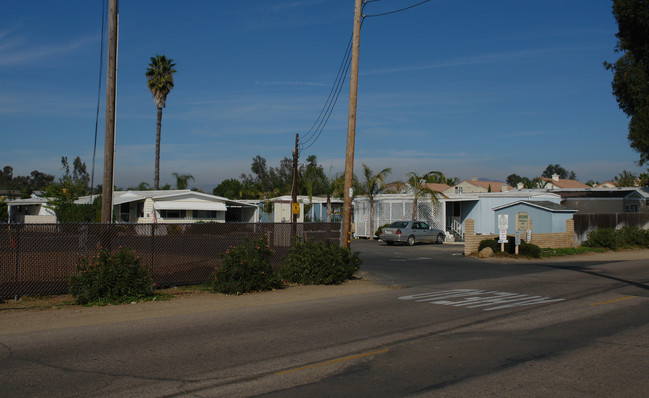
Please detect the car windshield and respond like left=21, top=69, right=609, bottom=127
left=388, top=221, right=409, bottom=228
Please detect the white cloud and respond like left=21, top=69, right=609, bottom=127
left=0, top=34, right=95, bottom=67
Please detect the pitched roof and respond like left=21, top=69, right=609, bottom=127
left=541, top=177, right=589, bottom=189
left=425, top=183, right=451, bottom=192
left=465, top=180, right=513, bottom=192
left=492, top=200, right=577, bottom=213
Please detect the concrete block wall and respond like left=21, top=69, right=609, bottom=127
left=464, top=219, right=575, bottom=256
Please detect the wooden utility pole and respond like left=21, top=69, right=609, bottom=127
left=291, top=134, right=299, bottom=223
left=101, top=0, right=118, bottom=223
left=340, top=0, right=363, bottom=249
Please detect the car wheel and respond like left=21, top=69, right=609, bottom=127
left=407, top=235, right=415, bottom=246
left=437, top=233, right=444, bottom=244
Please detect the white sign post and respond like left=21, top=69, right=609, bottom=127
left=497, top=214, right=509, bottom=252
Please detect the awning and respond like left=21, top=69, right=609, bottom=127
left=153, top=201, right=227, bottom=212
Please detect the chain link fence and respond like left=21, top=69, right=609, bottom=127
left=0, top=222, right=340, bottom=299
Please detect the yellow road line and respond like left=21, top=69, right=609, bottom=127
left=590, top=296, right=637, bottom=306
left=275, top=348, right=390, bottom=375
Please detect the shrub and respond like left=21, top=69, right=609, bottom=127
left=584, top=228, right=619, bottom=250
left=519, top=240, right=541, bottom=258
left=281, top=237, right=361, bottom=285
left=478, top=236, right=540, bottom=258
left=478, top=238, right=499, bottom=252
left=69, top=247, right=152, bottom=305
left=375, top=223, right=391, bottom=237
left=617, top=226, right=649, bottom=247
left=584, top=227, right=649, bottom=249
left=212, top=234, right=283, bottom=295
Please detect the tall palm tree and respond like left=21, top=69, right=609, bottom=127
left=146, top=54, right=177, bottom=189
left=359, top=164, right=392, bottom=237
left=405, top=171, right=442, bottom=220
left=172, top=172, right=194, bottom=189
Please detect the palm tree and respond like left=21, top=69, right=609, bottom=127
left=146, top=54, right=177, bottom=189
left=172, top=172, right=194, bottom=189
left=405, top=171, right=442, bottom=220
left=358, top=164, right=392, bottom=237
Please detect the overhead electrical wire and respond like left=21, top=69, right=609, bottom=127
left=299, top=33, right=354, bottom=152
left=90, top=0, right=108, bottom=195
left=298, top=0, right=432, bottom=152
left=363, top=0, right=431, bottom=18
left=298, top=4, right=369, bottom=153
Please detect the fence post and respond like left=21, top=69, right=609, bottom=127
left=150, top=223, right=155, bottom=277
left=13, top=224, right=21, bottom=300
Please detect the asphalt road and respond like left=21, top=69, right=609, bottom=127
left=1, top=241, right=648, bottom=397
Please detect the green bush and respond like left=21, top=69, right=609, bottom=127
left=69, top=247, right=152, bottom=305
left=617, top=226, right=649, bottom=247
left=281, top=237, right=361, bottom=285
left=212, top=234, right=283, bottom=295
left=584, top=226, right=649, bottom=249
left=478, top=236, right=540, bottom=258
left=478, top=238, right=499, bottom=252
left=584, top=228, right=619, bottom=249
left=375, top=223, right=391, bottom=237
left=519, top=240, right=541, bottom=258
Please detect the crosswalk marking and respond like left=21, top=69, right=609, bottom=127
left=399, top=289, right=565, bottom=311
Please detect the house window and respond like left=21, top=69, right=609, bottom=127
left=120, top=203, right=130, bottom=222
left=137, top=202, right=144, bottom=218
left=160, top=210, right=183, bottom=219
left=625, top=204, right=639, bottom=212
left=455, top=186, right=463, bottom=194
left=193, top=210, right=218, bottom=219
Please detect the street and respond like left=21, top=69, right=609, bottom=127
left=1, top=241, right=648, bottom=397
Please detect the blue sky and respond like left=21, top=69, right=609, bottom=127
left=1, top=0, right=644, bottom=191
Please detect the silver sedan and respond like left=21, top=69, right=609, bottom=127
left=379, top=220, right=446, bottom=246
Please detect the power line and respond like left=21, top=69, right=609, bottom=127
left=300, top=0, right=433, bottom=152
left=300, top=37, right=354, bottom=152
left=300, top=33, right=353, bottom=148
left=363, top=0, right=430, bottom=18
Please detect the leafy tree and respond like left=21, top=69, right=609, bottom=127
left=0, top=165, right=55, bottom=197
left=614, top=169, right=649, bottom=187
left=542, top=164, right=576, bottom=180
left=44, top=157, right=98, bottom=222
left=172, top=172, right=194, bottom=189
left=615, top=170, right=639, bottom=187
left=506, top=174, right=542, bottom=189
left=146, top=54, right=177, bottom=189
left=213, top=178, right=244, bottom=199
left=604, top=0, right=649, bottom=165
left=357, top=164, right=392, bottom=236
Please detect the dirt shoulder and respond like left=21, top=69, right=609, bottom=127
left=0, top=276, right=393, bottom=335
left=478, top=248, right=649, bottom=263
left=2, top=249, right=646, bottom=335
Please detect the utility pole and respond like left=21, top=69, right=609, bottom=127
left=291, top=133, right=299, bottom=223
left=101, top=0, right=118, bottom=223
left=340, top=0, right=363, bottom=249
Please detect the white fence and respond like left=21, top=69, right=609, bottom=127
left=353, top=196, right=444, bottom=238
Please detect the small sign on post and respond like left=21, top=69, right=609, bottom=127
left=497, top=214, right=509, bottom=252
left=292, top=202, right=300, bottom=215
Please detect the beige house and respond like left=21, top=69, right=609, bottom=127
left=541, top=174, right=589, bottom=189
left=444, top=178, right=513, bottom=195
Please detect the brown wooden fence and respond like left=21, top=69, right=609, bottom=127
left=0, top=222, right=340, bottom=299
left=573, top=213, right=649, bottom=245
